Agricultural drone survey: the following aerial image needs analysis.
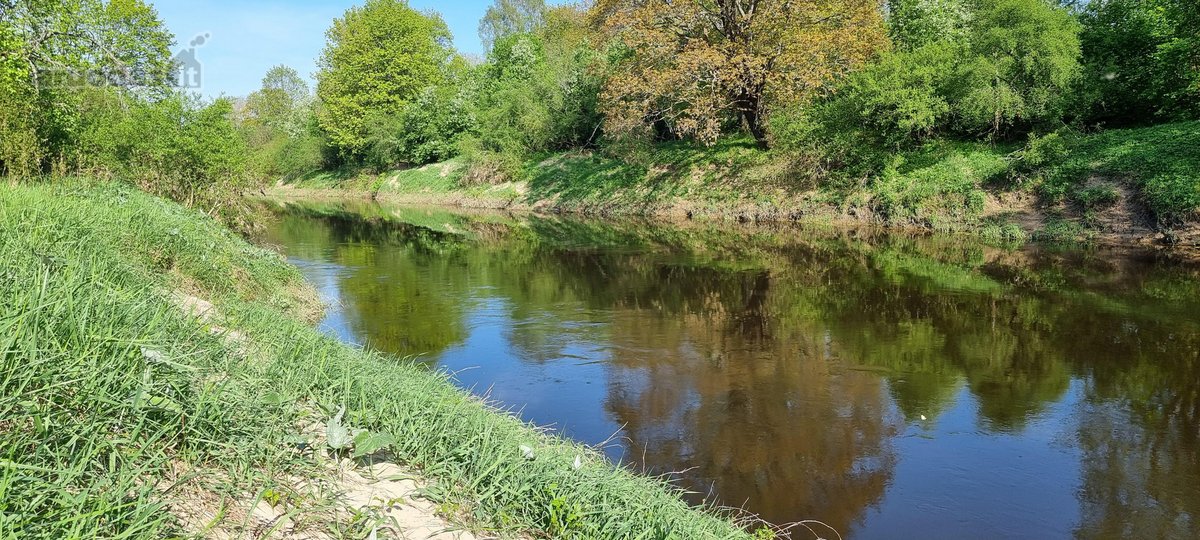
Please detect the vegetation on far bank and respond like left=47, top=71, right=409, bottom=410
left=280, top=120, right=1200, bottom=244
left=4, top=0, right=1198, bottom=241
left=0, top=181, right=770, bottom=538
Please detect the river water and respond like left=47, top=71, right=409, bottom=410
left=257, top=199, right=1200, bottom=539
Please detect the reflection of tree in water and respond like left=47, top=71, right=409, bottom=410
left=1073, top=323, right=1200, bottom=539
left=259, top=206, right=473, bottom=356
left=262, top=200, right=1200, bottom=537
left=604, top=302, right=898, bottom=531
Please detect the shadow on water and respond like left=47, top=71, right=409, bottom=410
left=252, top=198, right=1200, bottom=539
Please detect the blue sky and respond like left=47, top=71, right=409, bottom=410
left=153, top=0, right=496, bottom=98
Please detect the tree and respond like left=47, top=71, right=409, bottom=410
left=955, top=0, right=1081, bottom=136
left=240, top=65, right=326, bottom=180
left=246, top=65, right=309, bottom=133
left=0, top=0, right=174, bottom=176
left=887, top=0, right=972, bottom=50
left=316, top=0, right=453, bottom=157
left=478, top=0, right=546, bottom=51
left=461, top=3, right=603, bottom=180
left=1078, top=0, right=1200, bottom=124
left=593, top=0, right=888, bottom=148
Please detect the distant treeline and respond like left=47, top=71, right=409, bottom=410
left=2, top=0, right=1197, bottom=204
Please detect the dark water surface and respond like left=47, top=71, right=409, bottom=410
left=256, top=199, right=1200, bottom=539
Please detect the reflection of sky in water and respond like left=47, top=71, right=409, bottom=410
left=860, top=381, right=1085, bottom=539
left=287, top=257, right=361, bottom=347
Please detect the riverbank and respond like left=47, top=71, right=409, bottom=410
left=0, top=181, right=772, bottom=539
left=273, top=121, right=1200, bottom=250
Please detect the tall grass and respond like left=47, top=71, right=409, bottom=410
left=0, top=181, right=764, bottom=539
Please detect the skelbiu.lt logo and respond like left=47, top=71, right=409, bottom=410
left=171, top=33, right=210, bottom=89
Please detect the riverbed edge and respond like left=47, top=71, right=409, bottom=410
left=264, top=181, right=1200, bottom=261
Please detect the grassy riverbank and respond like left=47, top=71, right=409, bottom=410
left=275, top=121, right=1200, bottom=247
left=0, top=181, right=768, bottom=538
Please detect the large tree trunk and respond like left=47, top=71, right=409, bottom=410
left=737, top=94, right=770, bottom=149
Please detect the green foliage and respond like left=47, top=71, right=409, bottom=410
left=887, top=0, right=973, bottom=50
left=1032, top=121, right=1200, bottom=223
left=1077, top=0, right=1200, bottom=124
left=362, top=64, right=474, bottom=168
left=869, top=141, right=1006, bottom=227
left=779, top=41, right=961, bottom=160
left=779, top=0, right=1080, bottom=176
left=1075, top=185, right=1119, bottom=210
left=240, top=66, right=330, bottom=182
left=479, top=0, right=546, bottom=51
left=954, top=0, right=1081, bottom=136
left=462, top=6, right=603, bottom=181
left=246, top=65, right=309, bottom=133
left=0, top=0, right=175, bottom=176
left=316, top=0, right=454, bottom=157
left=78, top=92, right=249, bottom=203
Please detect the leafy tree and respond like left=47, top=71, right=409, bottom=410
left=593, top=0, right=888, bottom=148
left=462, top=4, right=603, bottom=179
left=75, top=92, right=248, bottom=203
left=478, top=0, right=546, bottom=51
left=1078, top=0, right=1200, bottom=124
left=787, top=0, right=1080, bottom=152
left=0, top=0, right=174, bottom=176
left=955, top=0, right=1081, bottom=136
left=247, top=65, right=309, bottom=132
left=887, top=0, right=972, bottom=50
left=240, top=65, right=327, bottom=180
left=362, top=57, right=475, bottom=167
left=316, top=0, right=453, bottom=157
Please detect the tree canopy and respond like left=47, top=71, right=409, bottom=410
left=315, top=0, right=453, bottom=157
left=594, top=0, right=888, bottom=148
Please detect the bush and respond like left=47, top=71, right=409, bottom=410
left=77, top=92, right=249, bottom=204
left=870, top=149, right=996, bottom=227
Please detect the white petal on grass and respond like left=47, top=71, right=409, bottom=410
left=573, top=455, right=582, bottom=470
left=520, top=445, right=535, bottom=460
left=140, top=347, right=166, bottom=363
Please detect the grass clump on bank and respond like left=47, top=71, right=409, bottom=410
left=0, top=182, right=766, bottom=538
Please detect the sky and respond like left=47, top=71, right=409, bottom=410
left=152, top=0, right=496, bottom=99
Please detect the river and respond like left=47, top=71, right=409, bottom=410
left=256, top=198, right=1200, bottom=539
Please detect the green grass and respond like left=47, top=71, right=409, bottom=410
left=867, top=140, right=1011, bottom=230
left=1037, top=121, right=1200, bottom=223
left=0, top=181, right=765, bottom=539
left=523, top=138, right=779, bottom=209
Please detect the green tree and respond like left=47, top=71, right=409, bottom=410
left=461, top=4, right=603, bottom=179
left=478, top=0, right=546, bottom=51
left=316, top=0, right=453, bottom=158
left=362, top=56, right=475, bottom=167
left=240, top=65, right=327, bottom=181
left=247, top=65, right=309, bottom=132
left=887, top=0, right=972, bottom=50
left=1078, top=0, right=1200, bottom=124
left=781, top=0, right=1081, bottom=163
left=0, top=0, right=174, bottom=176
left=954, top=0, right=1081, bottom=136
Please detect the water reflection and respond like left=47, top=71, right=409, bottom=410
left=255, top=199, right=1200, bottom=538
